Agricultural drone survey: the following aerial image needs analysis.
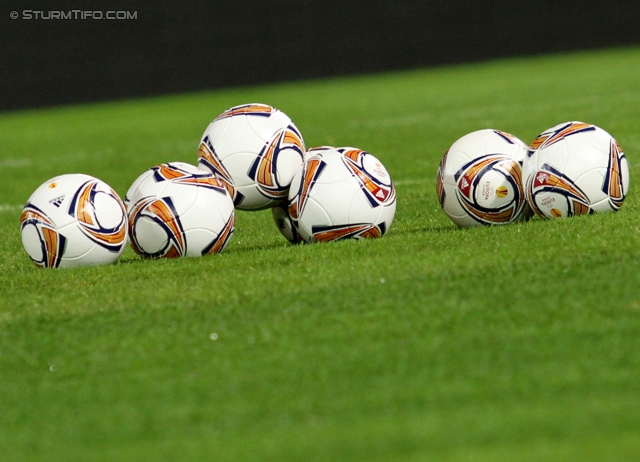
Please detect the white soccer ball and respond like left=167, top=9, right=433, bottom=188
left=436, top=129, right=532, bottom=227
left=20, top=174, right=128, bottom=268
left=286, top=146, right=396, bottom=243
left=198, top=103, right=306, bottom=211
left=271, top=202, right=303, bottom=244
left=523, top=121, right=629, bottom=218
left=126, top=162, right=235, bottom=258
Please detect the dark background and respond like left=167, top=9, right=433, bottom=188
left=2, top=0, right=640, bottom=112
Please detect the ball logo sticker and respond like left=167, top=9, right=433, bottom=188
left=454, top=154, right=527, bottom=225
left=495, top=186, right=508, bottom=198
left=535, top=172, right=549, bottom=184
left=458, top=176, right=471, bottom=197
left=67, top=181, right=127, bottom=252
left=20, top=203, right=67, bottom=268
left=129, top=196, right=186, bottom=258
left=49, top=195, right=65, bottom=207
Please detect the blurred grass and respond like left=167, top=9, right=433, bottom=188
left=1, top=47, right=640, bottom=461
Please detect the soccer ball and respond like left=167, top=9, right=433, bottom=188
left=126, top=162, right=235, bottom=258
left=523, top=121, right=629, bottom=218
left=198, top=103, right=306, bottom=211
left=286, top=146, right=396, bottom=243
left=271, top=202, right=302, bottom=244
left=20, top=174, right=128, bottom=268
left=436, top=129, right=532, bottom=227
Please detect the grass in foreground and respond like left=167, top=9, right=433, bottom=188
left=2, top=47, right=640, bottom=461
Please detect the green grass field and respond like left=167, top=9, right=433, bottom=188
left=2, top=47, right=640, bottom=461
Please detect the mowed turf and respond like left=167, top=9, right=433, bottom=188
left=2, top=47, right=640, bottom=461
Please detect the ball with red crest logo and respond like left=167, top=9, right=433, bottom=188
left=20, top=174, right=128, bottom=268
left=435, top=129, right=533, bottom=227
left=197, top=103, right=306, bottom=211
left=125, top=162, right=235, bottom=258
left=285, top=146, right=396, bottom=244
left=523, top=121, right=629, bottom=219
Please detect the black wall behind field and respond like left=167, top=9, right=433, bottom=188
left=2, top=0, right=640, bottom=111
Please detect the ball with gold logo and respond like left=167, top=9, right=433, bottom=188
left=436, top=129, right=533, bottom=227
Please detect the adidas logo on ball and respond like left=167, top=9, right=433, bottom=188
left=48, top=195, right=65, bottom=207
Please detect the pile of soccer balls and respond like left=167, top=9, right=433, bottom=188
left=436, top=123, right=629, bottom=227
left=19, top=104, right=397, bottom=268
